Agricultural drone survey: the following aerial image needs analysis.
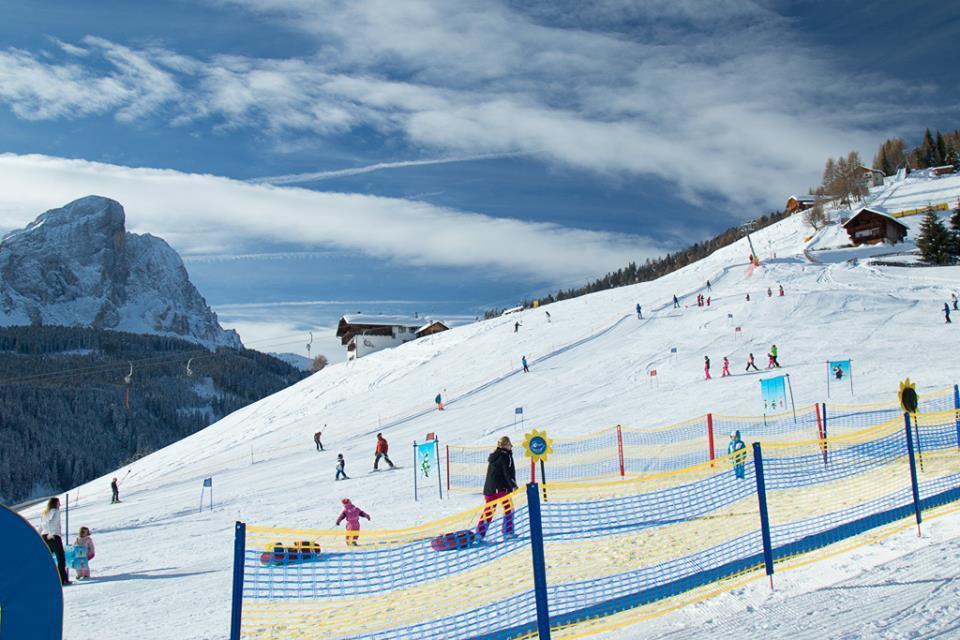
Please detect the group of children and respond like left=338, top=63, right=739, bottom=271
left=704, top=345, right=780, bottom=380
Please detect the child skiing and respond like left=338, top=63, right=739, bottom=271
left=745, top=353, right=759, bottom=372
left=521, top=355, right=529, bottom=373
left=336, top=454, right=348, bottom=480
left=72, top=527, right=96, bottom=580
left=767, top=287, right=772, bottom=298
left=336, top=498, right=371, bottom=546
left=721, top=356, right=730, bottom=377
left=768, top=344, right=781, bottom=368
left=706, top=296, right=711, bottom=307
left=373, top=433, right=395, bottom=470
left=704, top=355, right=711, bottom=380
left=945, top=303, right=952, bottom=324
left=314, top=428, right=324, bottom=452
left=779, top=284, right=784, bottom=296
left=728, top=431, right=746, bottom=479
left=435, top=393, right=444, bottom=411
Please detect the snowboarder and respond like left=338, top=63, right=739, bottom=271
left=673, top=295, right=680, bottom=309
left=721, top=356, right=730, bottom=377
left=945, top=303, right=952, bottom=324
left=704, top=355, right=711, bottom=380
left=636, top=303, right=642, bottom=319
left=728, top=431, right=746, bottom=479
left=72, top=526, right=95, bottom=580
left=706, top=280, right=712, bottom=291
left=521, top=355, right=529, bottom=373
left=435, top=393, right=444, bottom=411
left=336, top=454, right=348, bottom=480
left=476, top=436, right=517, bottom=539
left=745, top=353, right=759, bottom=372
left=314, top=428, right=324, bottom=452
left=767, top=287, right=772, bottom=298
left=779, top=284, right=784, bottom=297
left=745, top=293, right=750, bottom=302
left=834, top=365, right=843, bottom=380
left=110, top=477, right=120, bottom=504
left=336, top=498, right=371, bottom=546
left=768, top=344, right=781, bottom=368
left=373, top=433, right=395, bottom=470
left=40, top=497, right=70, bottom=585
left=514, top=321, right=521, bottom=333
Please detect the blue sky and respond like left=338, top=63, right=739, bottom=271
left=0, top=0, right=957, bottom=361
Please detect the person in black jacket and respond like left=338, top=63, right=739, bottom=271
left=476, top=436, right=518, bottom=538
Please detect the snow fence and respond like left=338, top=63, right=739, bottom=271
left=446, top=386, right=958, bottom=493
left=230, top=407, right=960, bottom=639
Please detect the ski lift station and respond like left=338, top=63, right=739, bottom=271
left=336, top=314, right=449, bottom=360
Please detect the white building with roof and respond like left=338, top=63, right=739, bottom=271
left=336, top=314, right=448, bottom=360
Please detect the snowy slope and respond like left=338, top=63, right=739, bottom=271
left=19, top=186, right=960, bottom=639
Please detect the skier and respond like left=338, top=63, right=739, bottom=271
left=706, top=296, right=711, bottom=307
left=745, top=293, right=751, bottom=302
left=767, top=287, right=772, bottom=298
left=721, top=356, right=730, bottom=377
left=728, top=431, right=746, bottom=479
left=636, top=303, right=642, bottom=319
left=779, top=284, right=784, bottom=297
left=336, top=498, right=371, bottom=546
left=110, top=477, right=120, bottom=504
left=953, top=293, right=958, bottom=311
left=514, top=321, right=521, bottom=333
left=335, top=454, right=348, bottom=480
left=706, top=280, right=712, bottom=291
left=768, top=344, right=781, bottom=368
left=72, top=526, right=95, bottom=580
left=945, top=303, right=952, bottom=324
left=314, top=428, right=324, bottom=452
left=435, top=392, right=444, bottom=411
left=40, top=497, right=70, bottom=585
left=521, top=355, right=529, bottom=373
left=476, top=436, right=517, bottom=539
left=704, top=355, right=711, bottom=380
left=745, top=353, right=759, bottom=372
left=545, top=310, right=552, bottom=323
left=373, top=433, right=395, bottom=470
left=673, top=294, right=680, bottom=309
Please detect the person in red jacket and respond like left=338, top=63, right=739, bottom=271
left=373, top=433, right=395, bottom=470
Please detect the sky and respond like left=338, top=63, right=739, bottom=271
left=0, top=0, right=957, bottom=361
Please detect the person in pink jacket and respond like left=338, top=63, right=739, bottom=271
left=72, top=526, right=96, bottom=579
left=335, top=498, right=371, bottom=546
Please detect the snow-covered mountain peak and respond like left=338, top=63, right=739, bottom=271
left=0, top=195, right=240, bottom=349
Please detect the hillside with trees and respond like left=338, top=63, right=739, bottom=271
left=0, top=326, right=308, bottom=504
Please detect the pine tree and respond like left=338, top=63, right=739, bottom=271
left=935, top=131, right=948, bottom=166
left=916, top=207, right=951, bottom=264
left=950, top=202, right=960, bottom=258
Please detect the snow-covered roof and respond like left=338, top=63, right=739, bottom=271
left=340, top=314, right=424, bottom=327
left=841, top=207, right=908, bottom=230
left=416, top=321, right=448, bottom=333
left=789, top=194, right=819, bottom=203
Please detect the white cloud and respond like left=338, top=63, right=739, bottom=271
left=0, top=153, right=656, bottom=283
left=0, top=1, right=939, bottom=212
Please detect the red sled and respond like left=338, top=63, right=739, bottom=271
left=431, top=529, right=479, bottom=551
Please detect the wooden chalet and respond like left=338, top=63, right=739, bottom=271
left=415, top=321, right=449, bottom=338
left=785, top=194, right=819, bottom=214
left=841, top=207, right=908, bottom=246
left=858, top=166, right=886, bottom=188
left=931, top=165, right=956, bottom=177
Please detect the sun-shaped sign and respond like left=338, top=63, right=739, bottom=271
left=899, top=378, right=918, bottom=414
left=522, top=429, right=553, bottom=462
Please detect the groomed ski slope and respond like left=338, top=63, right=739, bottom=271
left=21, top=175, right=960, bottom=640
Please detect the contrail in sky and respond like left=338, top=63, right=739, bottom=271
left=250, top=152, right=528, bottom=185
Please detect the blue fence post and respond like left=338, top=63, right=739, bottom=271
left=903, top=415, right=922, bottom=537
left=230, top=521, right=247, bottom=640
left=752, top=443, right=775, bottom=589
left=526, top=482, right=552, bottom=640
left=953, top=384, right=960, bottom=449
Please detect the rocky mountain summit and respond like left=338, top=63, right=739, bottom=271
left=0, top=196, right=239, bottom=349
